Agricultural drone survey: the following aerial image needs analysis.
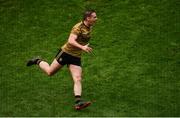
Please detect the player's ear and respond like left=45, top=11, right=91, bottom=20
left=86, top=16, right=91, bottom=21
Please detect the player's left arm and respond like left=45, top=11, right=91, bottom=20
left=68, top=33, right=92, bottom=53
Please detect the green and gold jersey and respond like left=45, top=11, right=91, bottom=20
left=61, top=21, right=92, bottom=58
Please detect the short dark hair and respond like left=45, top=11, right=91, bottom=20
left=83, top=10, right=96, bottom=20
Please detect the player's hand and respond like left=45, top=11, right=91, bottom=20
left=81, top=43, right=92, bottom=53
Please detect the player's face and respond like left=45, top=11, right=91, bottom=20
left=88, top=12, right=97, bottom=25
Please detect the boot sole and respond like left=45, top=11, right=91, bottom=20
left=75, top=102, right=91, bottom=110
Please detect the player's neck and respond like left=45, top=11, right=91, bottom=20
left=83, top=20, right=91, bottom=28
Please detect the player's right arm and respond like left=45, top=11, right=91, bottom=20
left=68, top=33, right=92, bottom=53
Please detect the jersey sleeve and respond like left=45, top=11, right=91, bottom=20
left=71, top=25, right=81, bottom=35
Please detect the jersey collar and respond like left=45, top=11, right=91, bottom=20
left=82, top=21, right=91, bottom=29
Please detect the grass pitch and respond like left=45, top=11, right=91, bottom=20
left=0, top=0, right=179, bottom=116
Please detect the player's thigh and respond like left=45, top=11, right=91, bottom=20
left=69, top=64, right=82, bottom=80
left=49, top=59, right=63, bottom=72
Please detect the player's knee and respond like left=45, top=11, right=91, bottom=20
left=74, top=76, right=82, bottom=83
left=47, top=71, right=53, bottom=76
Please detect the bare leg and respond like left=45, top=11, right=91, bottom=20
left=69, top=64, right=92, bottom=110
left=69, top=64, right=82, bottom=96
left=39, top=59, right=63, bottom=76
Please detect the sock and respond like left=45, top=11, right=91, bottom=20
left=36, top=59, right=42, bottom=65
left=75, top=95, right=81, bottom=103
